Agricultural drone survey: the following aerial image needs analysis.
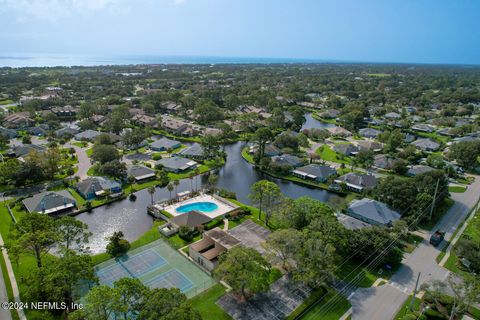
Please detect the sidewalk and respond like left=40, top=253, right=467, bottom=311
left=0, top=234, right=26, bottom=320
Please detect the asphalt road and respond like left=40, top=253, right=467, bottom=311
left=65, top=142, right=91, bottom=179
left=350, top=175, right=480, bottom=320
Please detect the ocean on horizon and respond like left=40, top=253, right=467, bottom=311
left=0, top=54, right=332, bottom=68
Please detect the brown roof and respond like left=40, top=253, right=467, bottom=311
left=205, top=228, right=240, bottom=249
left=170, top=210, right=212, bottom=228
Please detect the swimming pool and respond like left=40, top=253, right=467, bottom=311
left=176, top=201, right=219, bottom=213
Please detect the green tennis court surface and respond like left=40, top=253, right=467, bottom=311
left=95, top=239, right=216, bottom=298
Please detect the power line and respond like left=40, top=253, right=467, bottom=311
left=293, top=189, right=444, bottom=319
left=303, top=187, right=450, bottom=319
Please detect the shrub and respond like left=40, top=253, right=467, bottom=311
left=178, top=226, right=195, bottom=241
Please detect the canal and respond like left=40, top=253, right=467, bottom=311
left=77, top=113, right=341, bottom=253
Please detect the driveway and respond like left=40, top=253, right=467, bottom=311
left=65, top=142, right=91, bottom=179
left=349, top=175, right=480, bottom=320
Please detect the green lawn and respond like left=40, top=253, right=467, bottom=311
left=394, top=295, right=421, bottom=320
left=335, top=260, right=380, bottom=288
left=190, top=284, right=231, bottom=319
left=0, top=246, right=19, bottom=320
left=311, top=113, right=338, bottom=124
left=448, top=185, right=467, bottom=193
left=444, top=208, right=480, bottom=275
left=72, top=142, right=88, bottom=148
left=287, top=288, right=351, bottom=320
left=316, top=145, right=352, bottom=165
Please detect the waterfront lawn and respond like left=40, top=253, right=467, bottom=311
left=190, top=284, right=231, bottom=320
left=316, top=145, right=352, bottom=165
left=287, top=288, right=351, bottom=320
left=151, top=129, right=202, bottom=143
left=311, top=112, right=337, bottom=124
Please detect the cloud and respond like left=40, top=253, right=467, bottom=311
left=0, top=0, right=122, bottom=21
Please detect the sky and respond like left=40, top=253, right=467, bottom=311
left=0, top=0, right=479, bottom=65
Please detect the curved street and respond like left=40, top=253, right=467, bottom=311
left=349, top=175, right=480, bottom=320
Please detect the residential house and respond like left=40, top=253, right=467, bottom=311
left=334, top=173, right=377, bottom=193
left=128, top=165, right=156, bottom=182
left=22, top=191, right=76, bottom=215
left=292, top=164, right=337, bottom=182
left=412, top=124, right=434, bottom=133
left=51, top=105, right=78, bottom=117
left=384, top=112, right=401, bottom=120
left=29, top=124, right=49, bottom=136
left=55, top=126, right=80, bottom=138
left=2, top=113, right=33, bottom=129
left=407, top=165, right=435, bottom=177
left=333, top=143, right=359, bottom=156
left=75, top=176, right=123, bottom=200
left=8, top=144, right=46, bottom=158
left=176, top=143, right=206, bottom=160
left=373, top=154, right=396, bottom=170
left=75, top=129, right=103, bottom=141
left=411, top=138, right=440, bottom=152
left=0, top=127, right=18, bottom=139
left=336, top=213, right=371, bottom=230
left=346, top=198, right=401, bottom=227
left=156, top=157, right=198, bottom=173
left=150, top=137, right=181, bottom=152
left=271, top=154, right=304, bottom=168
left=358, top=128, right=382, bottom=139
left=356, top=140, right=383, bottom=152
left=319, top=109, right=340, bottom=119
left=328, top=126, right=352, bottom=137
left=132, top=114, right=157, bottom=127
left=404, top=133, right=416, bottom=143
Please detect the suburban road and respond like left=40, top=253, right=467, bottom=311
left=350, top=175, right=480, bottom=320
left=0, top=262, right=12, bottom=320
left=65, top=142, right=91, bottom=179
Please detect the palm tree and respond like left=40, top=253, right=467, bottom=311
left=207, top=174, right=218, bottom=193
left=173, top=179, right=180, bottom=197
left=147, top=186, right=155, bottom=205
left=167, top=183, right=174, bottom=201
left=188, top=171, right=195, bottom=192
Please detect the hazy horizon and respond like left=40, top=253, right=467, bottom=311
left=1, top=1, right=479, bottom=67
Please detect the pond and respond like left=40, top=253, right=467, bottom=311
left=77, top=141, right=342, bottom=253
left=301, top=112, right=335, bottom=131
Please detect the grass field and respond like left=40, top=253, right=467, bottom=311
left=190, top=284, right=231, bottom=320
left=316, top=144, right=352, bottom=165
left=287, top=288, right=351, bottom=320
left=448, top=185, right=467, bottom=193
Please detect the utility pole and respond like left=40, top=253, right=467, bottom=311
left=409, top=272, right=421, bottom=312
left=429, top=179, right=440, bottom=221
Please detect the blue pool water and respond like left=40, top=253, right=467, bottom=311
left=176, top=201, right=219, bottom=213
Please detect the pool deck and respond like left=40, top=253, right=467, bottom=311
left=162, top=194, right=239, bottom=219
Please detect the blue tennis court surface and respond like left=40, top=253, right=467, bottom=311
left=94, top=239, right=216, bottom=298
left=144, top=269, right=194, bottom=292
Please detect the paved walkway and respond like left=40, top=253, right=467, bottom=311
left=349, top=175, right=480, bottom=320
left=0, top=234, right=25, bottom=320
left=0, top=257, right=12, bottom=320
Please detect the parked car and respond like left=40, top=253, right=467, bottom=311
left=430, top=230, right=445, bottom=246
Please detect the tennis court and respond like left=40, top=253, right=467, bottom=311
left=95, top=239, right=216, bottom=298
